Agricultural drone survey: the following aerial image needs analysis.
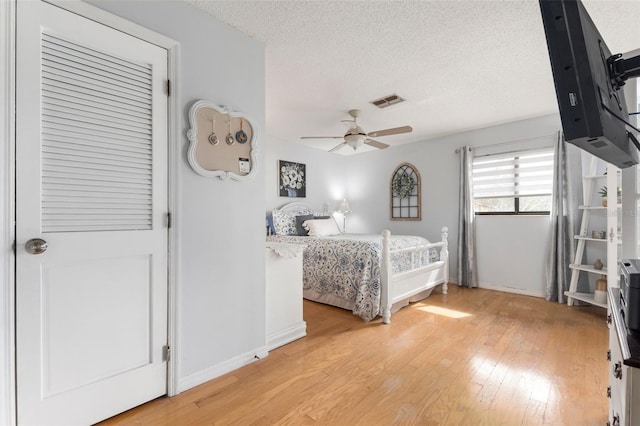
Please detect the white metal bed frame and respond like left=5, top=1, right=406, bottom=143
left=273, top=202, right=449, bottom=324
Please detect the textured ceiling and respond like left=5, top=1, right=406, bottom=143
left=185, top=0, right=640, bottom=155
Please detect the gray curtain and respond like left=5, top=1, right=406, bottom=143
left=545, top=132, right=586, bottom=302
left=457, top=146, right=478, bottom=288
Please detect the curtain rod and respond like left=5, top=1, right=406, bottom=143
left=454, top=132, right=558, bottom=154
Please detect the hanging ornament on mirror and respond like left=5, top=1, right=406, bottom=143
left=225, top=115, right=235, bottom=145
left=208, top=115, right=219, bottom=145
left=236, top=118, right=248, bottom=144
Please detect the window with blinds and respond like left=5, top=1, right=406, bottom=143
left=472, top=147, right=554, bottom=214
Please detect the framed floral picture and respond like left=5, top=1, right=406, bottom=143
left=279, top=160, right=306, bottom=197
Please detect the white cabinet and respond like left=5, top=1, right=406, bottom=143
left=608, top=288, right=640, bottom=426
left=265, top=242, right=306, bottom=351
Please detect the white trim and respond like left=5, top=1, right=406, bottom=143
left=266, top=322, right=306, bottom=351
left=43, top=0, right=177, bottom=49
left=477, top=282, right=545, bottom=299
left=450, top=279, right=546, bottom=299
left=177, top=346, right=269, bottom=393
left=7, top=0, right=183, bottom=418
left=166, top=44, right=181, bottom=397
left=0, top=0, right=16, bottom=423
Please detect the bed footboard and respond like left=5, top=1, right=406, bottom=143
left=380, top=227, right=449, bottom=324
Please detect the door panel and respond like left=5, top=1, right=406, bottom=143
left=43, top=254, right=152, bottom=397
left=16, top=1, right=168, bottom=424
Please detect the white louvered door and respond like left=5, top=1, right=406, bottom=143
left=16, top=2, right=168, bottom=424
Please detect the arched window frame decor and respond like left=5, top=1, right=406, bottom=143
left=390, top=162, right=421, bottom=221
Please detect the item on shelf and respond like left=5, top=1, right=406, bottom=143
left=594, top=258, right=604, bottom=270
left=592, top=230, right=606, bottom=239
left=594, top=276, right=607, bottom=304
left=598, top=186, right=621, bottom=206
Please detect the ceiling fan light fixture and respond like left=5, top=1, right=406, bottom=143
left=344, top=132, right=367, bottom=149
left=302, top=109, right=412, bottom=153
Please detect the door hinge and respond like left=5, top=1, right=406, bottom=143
left=163, top=345, right=171, bottom=362
left=167, top=212, right=172, bottom=229
left=166, top=80, right=171, bottom=96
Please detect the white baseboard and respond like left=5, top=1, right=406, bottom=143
left=177, top=345, right=269, bottom=394
left=478, top=282, right=545, bottom=298
left=449, top=279, right=545, bottom=298
left=267, top=321, right=306, bottom=351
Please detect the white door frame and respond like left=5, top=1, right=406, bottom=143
left=0, top=0, right=17, bottom=424
left=1, top=1, right=181, bottom=423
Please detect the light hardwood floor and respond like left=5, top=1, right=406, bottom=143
left=100, top=285, right=608, bottom=425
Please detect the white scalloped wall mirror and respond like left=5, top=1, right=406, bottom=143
left=186, top=100, right=257, bottom=180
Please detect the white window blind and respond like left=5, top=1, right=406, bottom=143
left=473, top=148, right=554, bottom=200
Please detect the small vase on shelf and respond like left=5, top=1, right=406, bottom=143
left=594, top=275, right=607, bottom=304
left=594, top=259, right=604, bottom=270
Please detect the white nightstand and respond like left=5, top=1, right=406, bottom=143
left=265, top=242, right=306, bottom=351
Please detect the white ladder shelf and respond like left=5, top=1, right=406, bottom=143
left=565, top=156, right=620, bottom=309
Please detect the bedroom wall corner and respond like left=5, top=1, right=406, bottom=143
left=266, top=135, right=349, bottom=213
left=86, top=0, right=267, bottom=392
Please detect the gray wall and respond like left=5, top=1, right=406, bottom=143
left=88, top=0, right=267, bottom=389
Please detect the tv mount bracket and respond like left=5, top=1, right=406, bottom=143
left=608, top=53, right=640, bottom=91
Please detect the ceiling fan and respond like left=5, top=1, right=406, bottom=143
left=301, top=109, right=412, bottom=152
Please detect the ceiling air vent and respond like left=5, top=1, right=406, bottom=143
left=370, top=94, right=405, bottom=109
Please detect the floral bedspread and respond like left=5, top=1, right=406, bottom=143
left=266, top=233, right=432, bottom=321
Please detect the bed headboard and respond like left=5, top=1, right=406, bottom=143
left=278, top=202, right=315, bottom=215
left=267, top=202, right=329, bottom=236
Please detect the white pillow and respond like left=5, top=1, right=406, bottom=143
left=303, top=218, right=341, bottom=237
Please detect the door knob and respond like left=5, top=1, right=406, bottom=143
left=25, top=238, right=47, bottom=255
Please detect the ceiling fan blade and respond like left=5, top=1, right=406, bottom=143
left=329, top=142, right=346, bottom=152
left=364, top=139, right=389, bottom=149
left=367, top=125, right=413, bottom=138
left=301, top=136, right=344, bottom=139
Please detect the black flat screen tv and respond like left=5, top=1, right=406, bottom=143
left=539, top=0, right=639, bottom=168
